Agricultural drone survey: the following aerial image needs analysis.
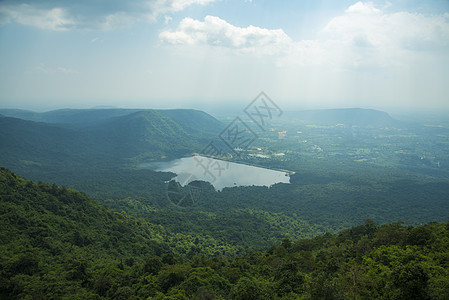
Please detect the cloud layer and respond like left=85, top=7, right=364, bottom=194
left=0, top=0, right=216, bottom=30
left=160, top=15, right=293, bottom=55
left=0, top=4, right=75, bottom=31
left=160, top=2, right=449, bottom=68
left=1, top=1, right=448, bottom=109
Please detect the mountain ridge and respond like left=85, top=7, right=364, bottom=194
left=0, top=108, right=225, bottom=131
left=0, top=109, right=223, bottom=174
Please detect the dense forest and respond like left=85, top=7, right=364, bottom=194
left=1, top=168, right=449, bottom=299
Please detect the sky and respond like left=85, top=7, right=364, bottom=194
left=0, top=0, right=448, bottom=112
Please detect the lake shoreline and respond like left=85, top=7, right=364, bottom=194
left=140, top=155, right=291, bottom=191
left=192, top=153, right=296, bottom=176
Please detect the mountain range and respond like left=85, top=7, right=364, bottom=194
left=0, top=109, right=224, bottom=174
left=0, top=107, right=408, bottom=178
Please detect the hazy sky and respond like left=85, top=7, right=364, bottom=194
left=0, top=0, right=448, bottom=111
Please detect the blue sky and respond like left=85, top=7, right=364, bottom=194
left=0, top=0, right=448, bottom=112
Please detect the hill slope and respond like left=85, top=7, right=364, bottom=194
left=0, top=108, right=141, bottom=127
left=0, top=109, right=223, bottom=173
left=1, top=167, right=448, bottom=299
left=0, top=166, right=170, bottom=298
left=158, top=109, right=224, bottom=135
left=0, top=108, right=225, bottom=132
left=0, top=116, right=87, bottom=170
left=80, top=110, right=203, bottom=161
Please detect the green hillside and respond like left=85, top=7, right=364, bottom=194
left=1, top=167, right=448, bottom=299
left=0, top=108, right=142, bottom=127
left=0, top=116, right=87, bottom=170
left=0, top=109, right=223, bottom=174
left=80, top=110, right=202, bottom=161
left=0, top=108, right=224, bottom=131
left=158, top=109, right=224, bottom=135
left=0, top=166, right=169, bottom=298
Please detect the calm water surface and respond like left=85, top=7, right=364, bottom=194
left=140, top=155, right=290, bottom=191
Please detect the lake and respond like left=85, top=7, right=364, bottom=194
left=140, top=155, right=290, bottom=191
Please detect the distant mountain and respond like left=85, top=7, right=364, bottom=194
left=285, top=108, right=401, bottom=127
left=0, top=108, right=141, bottom=128
left=0, top=108, right=225, bottom=132
left=0, top=109, right=223, bottom=173
left=0, top=109, right=41, bottom=122
left=0, top=116, right=86, bottom=171
left=81, top=110, right=202, bottom=160
left=158, top=109, right=224, bottom=135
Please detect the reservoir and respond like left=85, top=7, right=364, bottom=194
left=140, top=155, right=290, bottom=191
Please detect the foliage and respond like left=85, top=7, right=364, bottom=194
left=1, top=168, right=449, bottom=299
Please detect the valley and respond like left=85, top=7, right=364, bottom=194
left=1, top=108, right=448, bottom=252
left=1, top=107, right=449, bottom=298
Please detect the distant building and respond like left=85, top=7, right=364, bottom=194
left=278, top=131, right=287, bottom=139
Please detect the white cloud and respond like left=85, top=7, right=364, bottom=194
left=161, top=0, right=216, bottom=12
left=164, top=15, right=173, bottom=24
left=98, top=11, right=137, bottom=30
left=0, top=0, right=217, bottom=30
left=345, top=1, right=380, bottom=15
left=0, top=4, right=76, bottom=31
left=160, top=15, right=293, bottom=55
left=315, top=2, right=449, bottom=68
left=323, top=2, right=449, bottom=50
left=159, top=2, right=449, bottom=69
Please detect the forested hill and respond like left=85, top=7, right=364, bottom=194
left=0, top=108, right=142, bottom=127
left=0, top=108, right=223, bottom=174
left=80, top=110, right=204, bottom=160
left=1, top=167, right=449, bottom=299
left=0, top=166, right=170, bottom=298
left=285, top=108, right=400, bottom=127
left=157, top=109, right=224, bottom=135
left=0, top=108, right=224, bottom=131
